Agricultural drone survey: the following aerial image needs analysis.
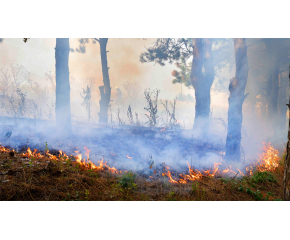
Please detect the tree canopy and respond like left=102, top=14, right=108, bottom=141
left=140, top=38, right=194, bottom=66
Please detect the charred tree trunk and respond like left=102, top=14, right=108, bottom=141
left=283, top=66, right=290, bottom=201
left=55, top=38, right=71, bottom=133
left=98, top=38, right=111, bottom=124
left=225, top=38, right=249, bottom=161
left=278, top=72, right=288, bottom=133
left=191, top=38, right=214, bottom=133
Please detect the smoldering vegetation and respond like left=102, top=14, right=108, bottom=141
left=0, top=38, right=288, bottom=178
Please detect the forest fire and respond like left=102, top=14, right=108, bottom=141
left=0, top=142, right=281, bottom=184
left=73, top=147, right=121, bottom=174
left=161, top=143, right=280, bottom=184
left=247, top=143, right=280, bottom=175
left=0, top=36, right=287, bottom=203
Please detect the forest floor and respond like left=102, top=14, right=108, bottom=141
left=0, top=145, right=285, bottom=201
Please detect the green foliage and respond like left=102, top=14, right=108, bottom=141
left=246, top=188, right=263, bottom=201
left=250, top=171, right=277, bottom=184
left=140, top=38, right=193, bottom=66
left=191, top=182, right=199, bottom=195
left=166, top=191, right=177, bottom=201
left=265, top=191, right=274, bottom=201
left=44, top=142, right=48, bottom=152
left=220, top=178, right=231, bottom=184
left=89, top=172, right=99, bottom=178
left=119, top=172, right=137, bottom=189
left=238, top=185, right=244, bottom=192
left=84, top=189, right=90, bottom=201
left=172, top=56, right=192, bottom=88
left=280, top=151, right=286, bottom=166
left=63, top=190, right=90, bottom=201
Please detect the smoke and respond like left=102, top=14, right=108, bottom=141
left=0, top=38, right=288, bottom=175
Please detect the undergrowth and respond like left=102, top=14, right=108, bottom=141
left=0, top=147, right=285, bottom=201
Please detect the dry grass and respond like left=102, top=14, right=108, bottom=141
left=0, top=147, right=285, bottom=201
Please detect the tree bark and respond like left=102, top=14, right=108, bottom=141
left=278, top=72, right=288, bottom=133
left=283, top=66, right=290, bottom=201
left=264, top=39, right=280, bottom=134
left=55, top=38, right=71, bottom=133
left=225, top=38, right=249, bottom=161
left=98, top=38, right=111, bottom=124
left=191, top=38, right=214, bottom=133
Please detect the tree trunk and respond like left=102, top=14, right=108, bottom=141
left=264, top=39, right=280, bottom=134
left=283, top=66, right=290, bottom=201
left=55, top=38, right=71, bottom=133
left=191, top=38, right=214, bottom=133
left=98, top=38, right=111, bottom=124
left=225, top=38, right=249, bottom=161
left=278, top=72, right=288, bottom=133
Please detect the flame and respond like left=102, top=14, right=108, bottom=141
left=255, top=143, right=279, bottom=172
left=58, top=150, right=68, bottom=159
left=181, top=163, right=202, bottom=182
left=0, top=145, right=10, bottom=153
left=160, top=143, right=280, bottom=184
left=160, top=128, right=166, bottom=131
left=237, top=168, right=244, bottom=176
left=24, top=147, right=32, bottom=157
left=84, top=146, right=91, bottom=161
left=75, top=153, right=83, bottom=164
left=162, top=166, right=178, bottom=183
left=0, top=142, right=281, bottom=185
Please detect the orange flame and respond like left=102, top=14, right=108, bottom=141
left=0, top=142, right=280, bottom=185
left=84, top=146, right=91, bottom=161
left=255, top=143, right=279, bottom=172
left=160, top=143, right=280, bottom=184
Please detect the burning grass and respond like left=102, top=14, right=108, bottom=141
left=0, top=143, right=285, bottom=201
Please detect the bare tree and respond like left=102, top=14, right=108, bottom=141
left=81, top=85, right=92, bottom=122
left=144, top=89, right=160, bottom=127
left=160, top=98, right=177, bottom=128
left=0, top=65, right=34, bottom=118
left=122, top=80, right=142, bottom=107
